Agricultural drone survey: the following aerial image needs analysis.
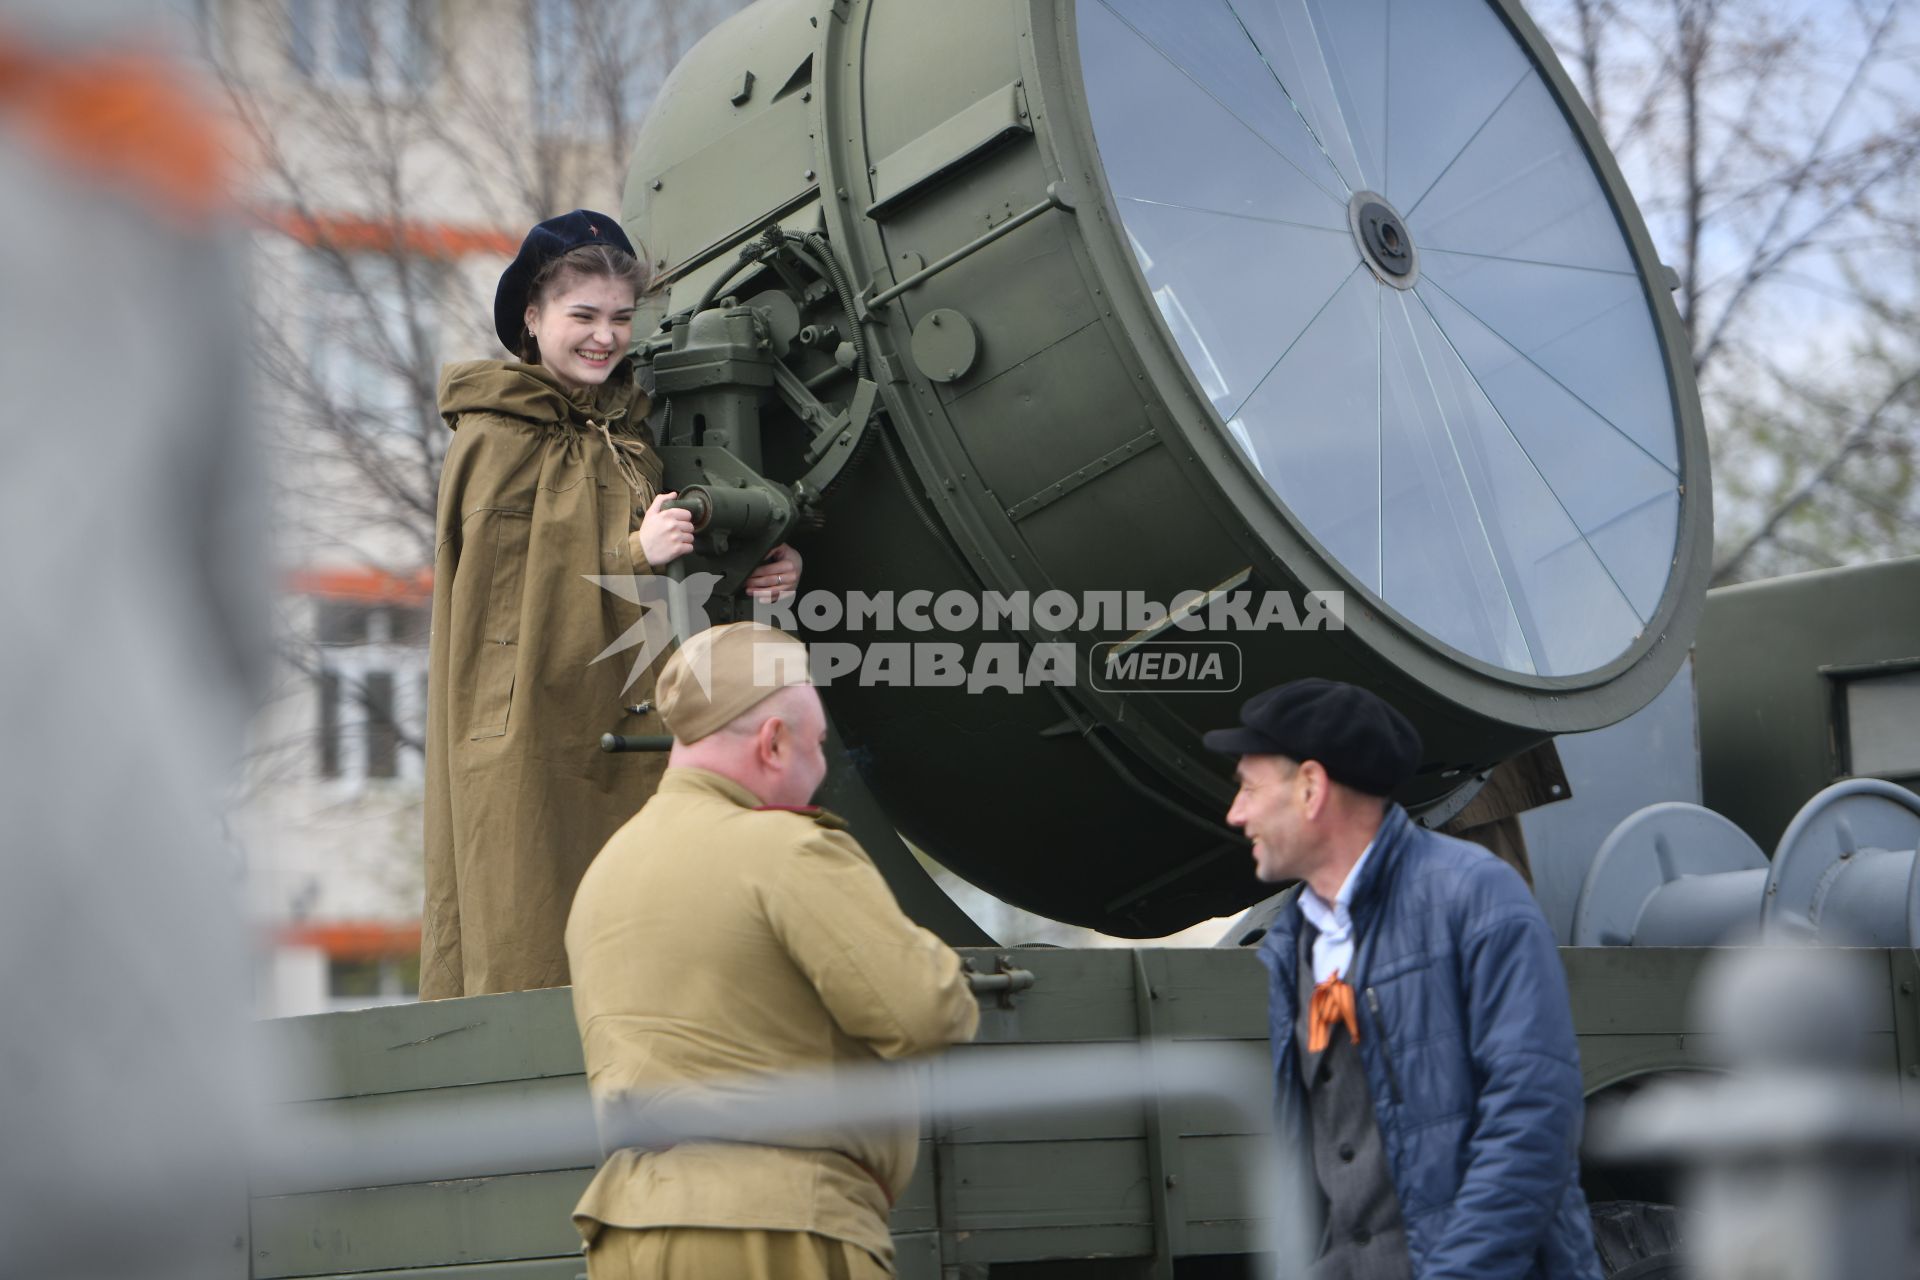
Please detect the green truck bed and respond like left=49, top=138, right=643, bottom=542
left=251, top=947, right=1920, bottom=1279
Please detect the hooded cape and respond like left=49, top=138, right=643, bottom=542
left=421, top=358, right=668, bottom=999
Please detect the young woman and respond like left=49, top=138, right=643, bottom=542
left=421, top=210, right=801, bottom=999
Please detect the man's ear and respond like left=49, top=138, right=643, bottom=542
left=1299, top=760, right=1329, bottom=819
left=757, top=716, right=787, bottom=768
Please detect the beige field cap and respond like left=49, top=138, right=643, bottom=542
left=655, top=621, right=812, bottom=743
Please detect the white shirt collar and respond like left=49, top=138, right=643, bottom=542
left=1297, top=836, right=1377, bottom=939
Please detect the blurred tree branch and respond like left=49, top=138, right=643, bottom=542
left=1538, top=0, right=1920, bottom=582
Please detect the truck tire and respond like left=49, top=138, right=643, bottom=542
left=1590, top=1200, right=1686, bottom=1279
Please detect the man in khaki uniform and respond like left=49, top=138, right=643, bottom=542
left=565, top=622, right=980, bottom=1279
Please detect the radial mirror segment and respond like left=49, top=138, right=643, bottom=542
left=1076, top=0, right=1683, bottom=676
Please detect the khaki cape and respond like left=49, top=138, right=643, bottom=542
left=421, top=358, right=667, bottom=1000
left=565, top=768, right=981, bottom=1269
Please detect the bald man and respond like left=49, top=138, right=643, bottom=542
left=565, top=623, right=979, bottom=1280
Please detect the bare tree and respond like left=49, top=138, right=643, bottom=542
left=1711, top=264, right=1920, bottom=580
left=1535, top=0, right=1920, bottom=581
left=1564, top=0, right=1620, bottom=131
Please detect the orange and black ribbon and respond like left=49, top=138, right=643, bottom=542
left=1307, top=971, right=1361, bottom=1054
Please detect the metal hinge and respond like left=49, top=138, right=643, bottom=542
left=965, top=954, right=1036, bottom=1009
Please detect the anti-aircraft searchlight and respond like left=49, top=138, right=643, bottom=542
left=620, top=0, right=1712, bottom=937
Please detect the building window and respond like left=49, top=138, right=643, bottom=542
left=316, top=666, right=413, bottom=781
left=307, top=251, right=439, bottom=434
left=306, top=589, right=427, bottom=784
left=326, top=953, right=420, bottom=1002
left=364, top=671, right=399, bottom=780
left=316, top=656, right=422, bottom=786
left=390, top=605, right=430, bottom=645
left=317, top=601, right=373, bottom=645
left=289, top=0, right=435, bottom=91
left=317, top=668, right=342, bottom=779
left=317, top=600, right=428, bottom=646
left=316, top=666, right=406, bottom=781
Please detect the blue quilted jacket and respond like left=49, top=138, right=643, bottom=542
left=1258, top=805, right=1602, bottom=1280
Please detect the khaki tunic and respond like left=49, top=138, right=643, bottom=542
left=422, top=358, right=668, bottom=1000
left=564, top=768, right=981, bottom=1271
left=584, top=1226, right=886, bottom=1280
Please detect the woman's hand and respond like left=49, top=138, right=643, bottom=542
left=744, top=543, right=802, bottom=603
left=634, top=492, right=696, bottom=568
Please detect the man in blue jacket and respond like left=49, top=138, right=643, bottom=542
left=1205, top=679, right=1602, bottom=1280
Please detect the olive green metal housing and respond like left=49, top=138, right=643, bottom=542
left=1697, top=556, right=1920, bottom=852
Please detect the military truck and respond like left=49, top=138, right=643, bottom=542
left=249, top=0, right=1920, bottom=1276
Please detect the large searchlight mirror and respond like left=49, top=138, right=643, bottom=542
left=1077, top=0, right=1684, bottom=677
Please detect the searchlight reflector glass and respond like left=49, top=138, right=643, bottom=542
left=1077, top=0, right=1682, bottom=677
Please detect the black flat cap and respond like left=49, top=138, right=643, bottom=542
left=494, top=209, right=636, bottom=353
left=1203, top=677, right=1422, bottom=797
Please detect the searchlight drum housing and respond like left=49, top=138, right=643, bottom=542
left=622, top=0, right=1711, bottom=935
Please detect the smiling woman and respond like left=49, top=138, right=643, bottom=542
left=421, top=210, right=803, bottom=1000
left=526, top=275, right=631, bottom=387
left=518, top=243, right=641, bottom=386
